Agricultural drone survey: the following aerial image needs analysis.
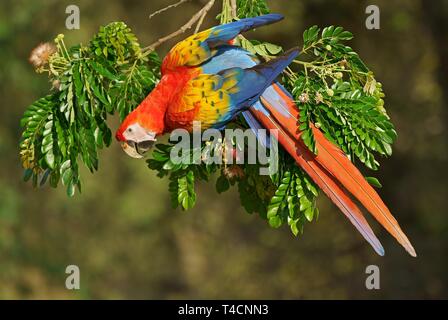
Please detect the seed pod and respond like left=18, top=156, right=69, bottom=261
left=298, top=92, right=310, bottom=104
left=52, top=80, right=61, bottom=91
left=334, top=72, right=343, bottom=79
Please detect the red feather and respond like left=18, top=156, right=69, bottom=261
left=252, top=84, right=416, bottom=256
left=116, top=69, right=198, bottom=141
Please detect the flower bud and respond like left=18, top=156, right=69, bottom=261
left=55, top=34, right=65, bottom=41
left=315, top=92, right=324, bottom=104
left=52, top=80, right=61, bottom=91
left=298, top=92, right=310, bottom=104
left=29, top=42, right=57, bottom=69
left=223, top=165, right=245, bottom=181
left=339, top=59, right=347, bottom=67
left=334, top=72, right=343, bottom=79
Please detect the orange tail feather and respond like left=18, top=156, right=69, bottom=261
left=250, top=107, right=385, bottom=256
left=253, top=84, right=416, bottom=257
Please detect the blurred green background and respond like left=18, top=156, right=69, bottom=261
left=1, top=0, right=447, bottom=299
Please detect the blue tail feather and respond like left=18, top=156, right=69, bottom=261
left=207, top=14, right=284, bottom=44
left=242, top=110, right=271, bottom=148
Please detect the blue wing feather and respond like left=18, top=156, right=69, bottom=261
left=226, top=48, right=298, bottom=107
left=206, top=14, right=284, bottom=45
left=199, top=45, right=298, bottom=147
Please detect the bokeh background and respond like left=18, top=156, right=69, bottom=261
left=0, top=0, right=447, bottom=299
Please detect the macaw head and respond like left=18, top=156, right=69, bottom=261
left=115, top=106, right=165, bottom=159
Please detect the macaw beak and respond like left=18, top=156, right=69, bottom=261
left=121, top=140, right=155, bottom=159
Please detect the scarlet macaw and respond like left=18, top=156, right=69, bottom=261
left=115, top=14, right=415, bottom=257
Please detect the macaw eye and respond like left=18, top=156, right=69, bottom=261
left=127, top=128, right=132, bottom=133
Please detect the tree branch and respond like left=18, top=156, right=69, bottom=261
left=143, top=0, right=216, bottom=52
left=194, top=7, right=209, bottom=33
left=149, top=0, right=190, bottom=20
left=230, top=0, right=237, bottom=18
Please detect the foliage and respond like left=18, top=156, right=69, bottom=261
left=147, top=143, right=219, bottom=210
left=285, top=25, right=396, bottom=170
left=236, top=0, right=270, bottom=18
left=266, top=154, right=319, bottom=235
left=20, top=0, right=396, bottom=237
left=20, top=23, right=160, bottom=196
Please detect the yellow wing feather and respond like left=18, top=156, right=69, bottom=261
left=166, top=74, right=233, bottom=130
left=162, top=30, right=215, bottom=73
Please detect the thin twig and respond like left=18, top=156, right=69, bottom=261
left=149, top=0, right=190, bottom=20
left=143, top=0, right=216, bottom=52
left=194, top=9, right=208, bottom=33
left=194, top=2, right=211, bottom=33
left=230, top=0, right=237, bottom=19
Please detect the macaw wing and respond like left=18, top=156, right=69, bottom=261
left=166, top=73, right=235, bottom=129
left=161, top=14, right=283, bottom=73
left=166, top=49, right=299, bottom=130
left=167, top=68, right=264, bottom=129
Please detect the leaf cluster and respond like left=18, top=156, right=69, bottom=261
left=236, top=0, right=270, bottom=18
left=285, top=25, right=396, bottom=171
left=20, top=22, right=160, bottom=196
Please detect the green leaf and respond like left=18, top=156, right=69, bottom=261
left=90, top=60, right=117, bottom=80
left=216, top=175, right=230, bottom=194
left=304, top=207, right=314, bottom=222
left=365, top=176, right=382, bottom=188
left=263, top=42, right=282, bottom=55
left=67, top=181, right=76, bottom=197
left=176, top=170, right=196, bottom=210
left=289, top=218, right=302, bottom=236
left=303, top=25, right=320, bottom=46
left=268, top=216, right=282, bottom=228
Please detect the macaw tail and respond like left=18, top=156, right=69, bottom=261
left=249, top=83, right=416, bottom=257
